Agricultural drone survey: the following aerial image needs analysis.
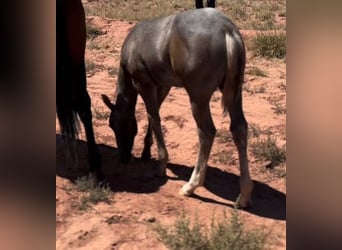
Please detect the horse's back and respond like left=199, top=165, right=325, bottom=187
left=121, top=8, right=243, bottom=87
left=173, top=8, right=239, bottom=35
left=170, top=9, right=238, bottom=82
left=122, top=8, right=237, bottom=58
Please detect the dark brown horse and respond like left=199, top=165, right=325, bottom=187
left=57, top=0, right=103, bottom=185
left=102, top=8, right=253, bottom=208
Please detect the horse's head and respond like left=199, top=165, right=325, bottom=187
left=101, top=94, right=137, bottom=163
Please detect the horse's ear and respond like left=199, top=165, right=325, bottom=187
left=101, top=94, right=116, bottom=110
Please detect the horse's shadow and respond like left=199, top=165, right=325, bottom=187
left=56, top=134, right=167, bottom=193
left=167, top=163, right=286, bottom=220
left=56, top=134, right=286, bottom=220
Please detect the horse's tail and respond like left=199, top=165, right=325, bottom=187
left=221, top=30, right=246, bottom=116
left=56, top=82, right=80, bottom=142
left=56, top=0, right=80, bottom=142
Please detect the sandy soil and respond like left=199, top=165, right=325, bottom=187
left=56, top=13, right=286, bottom=250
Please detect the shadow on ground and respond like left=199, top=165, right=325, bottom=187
left=57, top=134, right=285, bottom=220
left=167, top=163, right=286, bottom=221
left=56, top=134, right=167, bottom=194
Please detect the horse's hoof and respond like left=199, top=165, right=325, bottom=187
left=179, top=184, right=194, bottom=196
left=234, top=194, right=252, bottom=209
left=179, top=189, right=191, bottom=196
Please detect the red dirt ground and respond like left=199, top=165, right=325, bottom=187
left=56, top=14, right=286, bottom=250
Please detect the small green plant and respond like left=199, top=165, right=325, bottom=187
left=230, top=5, right=247, bottom=21
left=108, top=67, right=119, bottom=77
left=251, top=135, right=286, bottom=167
left=248, top=123, right=262, bottom=138
left=216, top=129, right=232, bottom=144
left=86, top=61, right=105, bottom=76
left=271, top=102, right=286, bottom=115
left=210, top=210, right=267, bottom=250
left=77, top=196, right=91, bottom=211
left=87, top=185, right=111, bottom=204
left=244, top=83, right=267, bottom=95
left=88, top=41, right=102, bottom=50
left=246, top=67, right=268, bottom=77
left=155, top=213, right=208, bottom=249
left=86, top=60, right=96, bottom=75
left=106, top=215, right=125, bottom=224
left=248, top=124, right=272, bottom=139
left=257, top=10, right=274, bottom=22
left=74, top=177, right=112, bottom=211
left=271, top=165, right=286, bottom=178
left=248, top=124, right=262, bottom=138
left=212, top=150, right=234, bottom=165
left=93, top=107, right=110, bottom=120
left=251, top=32, right=286, bottom=59
left=255, top=84, right=267, bottom=93
left=86, top=23, right=105, bottom=40
left=75, top=176, right=92, bottom=192
left=154, top=209, right=268, bottom=250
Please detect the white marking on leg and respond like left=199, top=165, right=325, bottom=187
left=181, top=163, right=207, bottom=195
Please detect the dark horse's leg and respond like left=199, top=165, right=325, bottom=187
left=141, top=86, right=171, bottom=161
left=195, top=0, right=204, bottom=8
left=207, top=0, right=215, bottom=8
left=66, top=0, right=103, bottom=184
left=75, top=67, right=103, bottom=183
left=195, top=0, right=215, bottom=8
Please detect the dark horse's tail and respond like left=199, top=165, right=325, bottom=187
left=56, top=0, right=81, bottom=142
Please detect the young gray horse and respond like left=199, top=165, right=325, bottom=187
left=102, top=8, right=253, bottom=208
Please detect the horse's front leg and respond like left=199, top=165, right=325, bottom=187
left=145, top=109, right=169, bottom=177
left=141, top=86, right=171, bottom=163
left=140, top=86, right=170, bottom=176
left=141, top=122, right=153, bottom=160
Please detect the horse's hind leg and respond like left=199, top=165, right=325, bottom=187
left=79, top=92, right=103, bottom=184
left=228, top=90, right=253, bottom=208
left=180, top=97, right=216, bottom=195
left=75, top=65, right=103, bottom=186
left=141, top=86, right=171, bottom=160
